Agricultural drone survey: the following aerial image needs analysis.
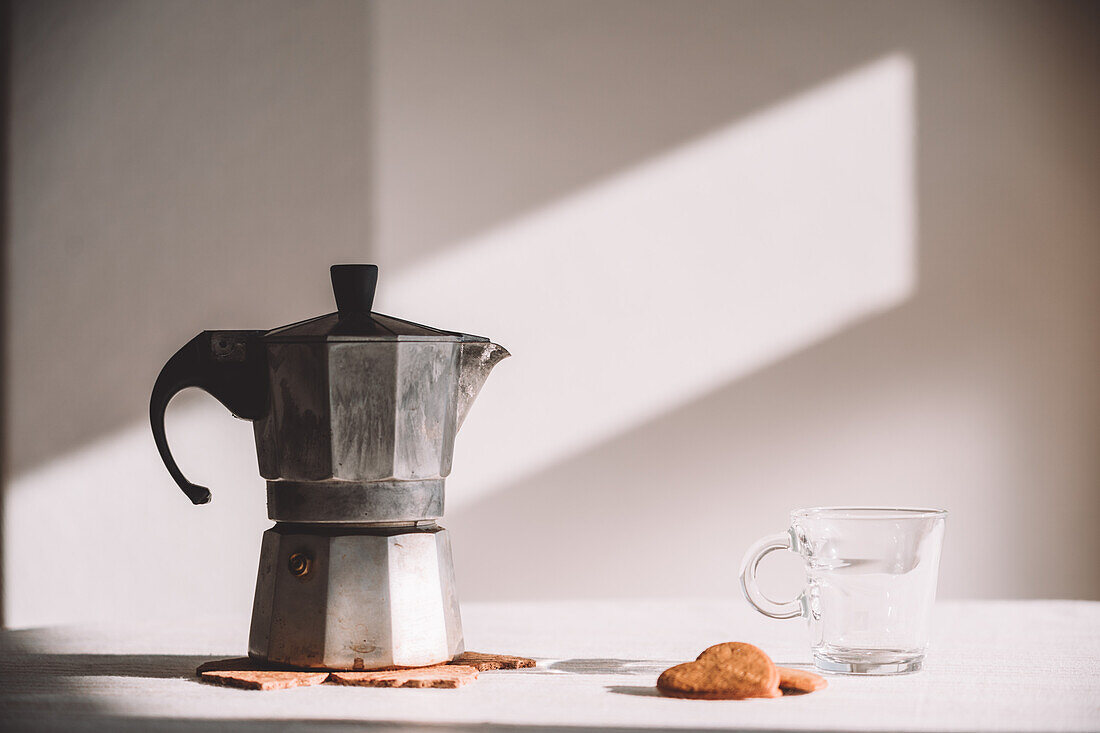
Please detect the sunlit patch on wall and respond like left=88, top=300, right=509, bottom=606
left=379, top=53, right=915, bottom=510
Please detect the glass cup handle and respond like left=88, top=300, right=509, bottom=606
left=739, top=531, right=805, bottom=620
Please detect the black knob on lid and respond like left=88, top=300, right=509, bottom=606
left=330, top=264, right=378, bottom=315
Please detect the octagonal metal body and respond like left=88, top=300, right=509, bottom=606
left=248, top=522, right=463, bottom=670
left=253, top=341, right=464, bottom=482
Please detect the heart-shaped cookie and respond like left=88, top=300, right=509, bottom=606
left=657, top=642, right=780, bottom=700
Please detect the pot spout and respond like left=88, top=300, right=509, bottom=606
left=456, top=342, right=510, bottom=429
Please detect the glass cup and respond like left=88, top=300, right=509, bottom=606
left=740, top=507, right=946, bottom=675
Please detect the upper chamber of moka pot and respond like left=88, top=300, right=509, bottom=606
left=149, top=264, right=509, bottom=523
left=255, top=265, right=509, bottom=523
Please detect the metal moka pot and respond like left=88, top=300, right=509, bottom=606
left=150, top=264, right=508, bottom=670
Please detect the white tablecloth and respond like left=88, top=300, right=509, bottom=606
left=1, top=599, right=1097, bottom=732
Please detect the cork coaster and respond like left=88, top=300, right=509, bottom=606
left=198, top=656, right=331, bottom=690
left=195, top=652, right=531, bottom=690
left=329, top=665, right=479, bottom=688
left=449, top=651, right=536, bottom=671
left=777, top=666, right=828, bottom=694
left=200, top=669, right=330, bottom=691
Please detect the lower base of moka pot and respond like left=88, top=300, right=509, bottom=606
left=247, top=521, right=464, bottom=671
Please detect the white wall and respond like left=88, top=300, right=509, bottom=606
left=4, top=0, right=1099, bottom=629
left=371, top=0, right=1100, bottom=603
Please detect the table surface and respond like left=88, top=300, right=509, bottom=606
left=1, top=599, right=1098, bottom=733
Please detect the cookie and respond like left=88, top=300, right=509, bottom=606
left=657, top=642, right=780, bottom=700
left=449, top=652, right=536, bottom=671
left=777, top=666, right=828, bottom=694
left=200, top=669, right=330, bottom=691
left=329, top=665, right=479, bottom=688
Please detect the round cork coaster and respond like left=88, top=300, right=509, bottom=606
left=329, top=665, right=479, bottom=688
left=195, top=651, right=534, bottom=691
left=450, top=651, right=536, bottom=671
left=200, top=668, right=330, bottom=691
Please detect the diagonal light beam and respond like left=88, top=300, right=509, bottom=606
left=379, top=53, right=915, bottom=510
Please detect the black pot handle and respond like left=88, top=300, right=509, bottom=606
left=149, top=331, right=268, bottom=504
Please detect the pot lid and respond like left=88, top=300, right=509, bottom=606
left=263, top=264, right=488, bottom=343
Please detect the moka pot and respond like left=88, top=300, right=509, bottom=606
left=150, top=264, right=509, bottom=669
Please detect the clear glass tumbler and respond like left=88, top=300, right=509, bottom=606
left=740, top=507, right=946, bottom=674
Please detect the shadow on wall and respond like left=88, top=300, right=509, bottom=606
left=6, top=0, right=372, bottom=476
left=1, top=0, right=11, bottom=627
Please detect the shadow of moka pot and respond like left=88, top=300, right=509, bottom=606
left=150, top=264, right=509, bottom=670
